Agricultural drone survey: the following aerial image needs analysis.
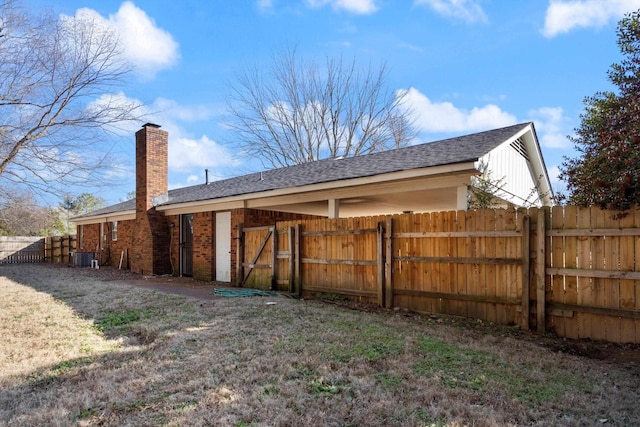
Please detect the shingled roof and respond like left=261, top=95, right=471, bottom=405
left=74, top=122, right=531, bottom=219
left=72, top=199, right=136, bottom=219
left=164, top=122, right=530, bottom=204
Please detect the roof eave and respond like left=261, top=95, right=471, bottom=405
left=156, top=161, right=479, bottom=215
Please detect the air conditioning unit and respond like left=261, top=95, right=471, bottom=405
left=74, top=252, right=94, bottom=267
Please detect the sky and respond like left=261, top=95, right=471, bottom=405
left=23, top=0, right=640, bottom=206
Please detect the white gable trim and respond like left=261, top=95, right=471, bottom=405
left=478, top=123, right=553, bottom=207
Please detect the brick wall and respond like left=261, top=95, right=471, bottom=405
left=107, top=220, right=134, bottom=268
left=76, top=220, right=135, bottom=268
left=193, top=212, right=215, bottom=281
left=78, top=223, right=100, bottom=253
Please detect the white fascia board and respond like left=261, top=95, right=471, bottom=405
left=156, top=161, right=478, bottom=215
left=159, top=200, right=245, bottom=216
left=71, top=211, right=136, bottom=225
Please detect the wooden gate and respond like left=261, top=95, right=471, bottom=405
left=237, top=224, right=296, bottom=291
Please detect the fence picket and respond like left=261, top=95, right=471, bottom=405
left=454, top=210, right=468, bottom=318
left=494, top=209, right=507, bottom=324
left=475, top=210, right=488, bottom=321
left=563, top=205, right=579, bottom=339
left=634, top=209, right=640, bottom=343
left=504, top=208, right=518, bottom=323
left=485, top=209, right=498, bottom=323
left=431, top=211, right=443, bottom=314
left=604, top=212, right=622, bottom=342
left=425, top=212, right=439, bottom=313
left=550, top=205, right=566, bottom=336
left=590, top=207, right=607, bottom=340
left=576, top=207, right=593, bottom=339
left=445, top=211, right=458, bottom=316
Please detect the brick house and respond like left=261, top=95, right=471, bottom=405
left=72, top=122, right=553, bottom=282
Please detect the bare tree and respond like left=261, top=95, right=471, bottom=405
left=226, top=47, right=416, bottom=168
left=0, top=190, right=56, bottom=235
left=0, top=0, right=143, bottom=197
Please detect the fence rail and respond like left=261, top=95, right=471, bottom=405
left=240, top=207, right=640, bottom=344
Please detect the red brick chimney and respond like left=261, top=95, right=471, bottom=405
left=131, top=123, right=171, bottom=275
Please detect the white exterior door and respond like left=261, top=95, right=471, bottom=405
left=215, top=211, right=231, bottom=282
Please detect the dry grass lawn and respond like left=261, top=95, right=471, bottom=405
left=1, top=264, right=639, bottom=426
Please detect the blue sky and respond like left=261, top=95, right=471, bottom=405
left=24, top=0, right=640, bottom=205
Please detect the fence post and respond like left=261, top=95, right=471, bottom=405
left=377, top=221, right=384, bottom=307
left=295, top=223, right=301, bottom=297
left=385, top=217, right=394, bottom=309
left=72, top=234, right=77, bottom=263
left=536, top=208, right=548, bottom=333
left=44, top=237, right=51, bottom=262
left=67, top=235, right=72, bottom=263
left=236, top=223, right=244, bottom=286
left=288, top=226, right=295, bottom=293
left=521, top=215, right=531, bottom=330
left=271, top=226, right=278, bottom=291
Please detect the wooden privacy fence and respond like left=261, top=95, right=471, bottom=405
left=238, top=207, right=640, bottom=344
left=545, top=206, right=640, bottom=344
left=0, top=236, right=46, bottom=263
left=0, top=235, right=76, bottom=264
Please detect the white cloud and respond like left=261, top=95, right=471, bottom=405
left=257, top=0, right=276, bottom=14
left=542, top=0, right=640, bottom=37
left=306, top=0, right=378, bottom=14
left=528, top=106, right=572, bottom=149
left=186, top=175, right=200, bottom=184
left=64, top=2, right=180, bottom=79
left=169, top=134, right=237, bottom=173
left=397, top=42, right=424, bottom=53
left=414, top=0, right=488, bottom=23
left=541, top=133, right=571, bottom=149
left=401, top=87, right=516, bottom=133
left=153, top=98, right=220, bottom=123
left=85, top=91, right=145, bottom=135
left=141, top=98, right=239, bottom=176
